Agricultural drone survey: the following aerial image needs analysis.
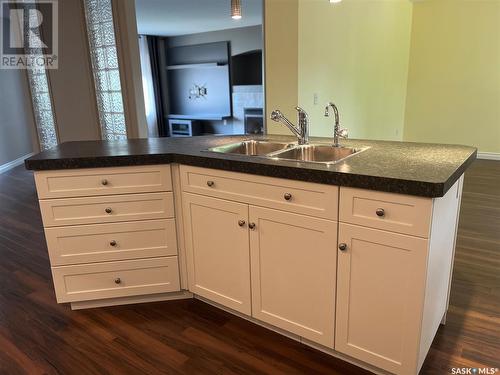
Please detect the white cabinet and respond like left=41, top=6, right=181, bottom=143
left=180, top=166, right=462, bottom=365
left=34, top=161, right=464, bottom=375
left=336, top=223, right=428, bottom=374
left=35, top=165, right=180, bottom=307
left=182, top=193, right=252, bottom=314
left=180, top=167, right=339, bottom=347
left=249, top=206, right=337, bottom=347
left=335, top=180, right=463, bottom=375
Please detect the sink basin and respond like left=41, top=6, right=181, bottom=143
left=208, top=140, right=295, bottom=156
left=207, top=140, right=365, bottom=165
left=272, top=144, right=362, bottom=164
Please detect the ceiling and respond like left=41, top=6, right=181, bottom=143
left=135, top=0, right=263, bottom=37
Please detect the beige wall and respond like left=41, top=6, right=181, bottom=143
left=113, top=0, right=148, bottom=139
left=297, top=0, right=413, bottom=140
left=46, top=0, right=101, bottom=143
left=403, top=0, right=500, bottom=153
left=264, top=0, right=299, bottom=135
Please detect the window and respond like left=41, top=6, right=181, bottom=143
left=23, top=3, right=58, bottom=151
left=83, top=0, right=127, bottom=140
left=28, top=68, right=58, bottom=150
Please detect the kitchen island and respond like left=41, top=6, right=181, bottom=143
left=25, top=135, right=476, bottom=375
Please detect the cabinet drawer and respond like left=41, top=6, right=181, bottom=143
left=40, top=192, right=174, bottom=227
left=180, top=166, right=338, bottom=220
left=51, top=257, right=180, bottom=303
left=45, top=219, right=178, bottom=266
left=35, top=165, right=172, bottom=199
left=340, top=187, right=432, bottom=237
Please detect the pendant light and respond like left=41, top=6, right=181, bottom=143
left=231, top=0, right=242, bottom=20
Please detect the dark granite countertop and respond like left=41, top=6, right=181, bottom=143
left=25, top=135, right=477, bottom=198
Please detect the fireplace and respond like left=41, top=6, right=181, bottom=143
left=244, top=108, right=264, bottom=135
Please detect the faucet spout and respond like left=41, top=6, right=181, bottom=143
left=270, top=110, right=300, bottom=137
left=270, top=108, right=309, bottom=145
left=325, top=102, right=347, bottom=147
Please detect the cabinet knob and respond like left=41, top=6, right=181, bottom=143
left=101, top=179, right=108, bottom=186
left=109, top=240, right=117, bottom=247
left=238, top=220, right=246, bottom=227
left=248, top=222, right=256, bottom=230
left=105, top=207, right=113, bottom=214
left=338, top=243, right=348, bottom=251
left=376, top=208, right=385, bottom=217
left=284, top=193, right=292, bottom=201
left=114, top=278, right=121, bottom=284
left=207, top=180, right=215, bottom=187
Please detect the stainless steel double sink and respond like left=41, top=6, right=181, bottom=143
left=207, top=140, right=365, bottom=165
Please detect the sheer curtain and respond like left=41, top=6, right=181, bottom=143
left=138, top=35, right=158, bottom=138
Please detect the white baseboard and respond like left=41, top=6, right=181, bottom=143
left=0, top=152, right=34, bottom=174
left=477, top=152, right=500, bottom=161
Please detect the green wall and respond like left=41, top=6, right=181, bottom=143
left=297, top=0, right=413, bottom=140
left=264, top=0, right=500, bottom=153
left=403, top=0, right=500, bottom=153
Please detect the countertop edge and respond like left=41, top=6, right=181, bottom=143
left=24, top=154, right=175, bottom=170
left=24, top=148, right=478, bottom=198
left=442, top=148, right=477, bottom=193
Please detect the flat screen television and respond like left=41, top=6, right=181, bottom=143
left=167, top=41, right=232, bottom=120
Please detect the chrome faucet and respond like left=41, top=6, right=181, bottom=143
left=325, top=102, right=348, bottom=147
left=270, top=107, right=309, bottom=145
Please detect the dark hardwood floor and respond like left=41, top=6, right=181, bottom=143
left=0, top=161, right=498, bottom=374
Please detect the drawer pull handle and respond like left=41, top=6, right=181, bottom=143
left=238, top=220, right=246, bottom=227
left=101, top=179, right=108, bottom=186
left=284, top=193, right=292, bottom=201
left=109, top=240, right=117, bottom=247
left=114, top=278, right=121, bottom=284
left=248, top=222, right=256, bottom=230
left=376, top=208, right=385, bottom=217
left=105, top=207, right=113, bottom=214
left=207, top=180, right=215, bottom=187
left=338, top=243, right=348, bottom=251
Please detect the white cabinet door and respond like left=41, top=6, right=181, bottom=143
left=249, top=206, right=337, bottom=347
left=336, top=223, right=428, bottom=375
left=183, top=193, right=251, bottom=315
